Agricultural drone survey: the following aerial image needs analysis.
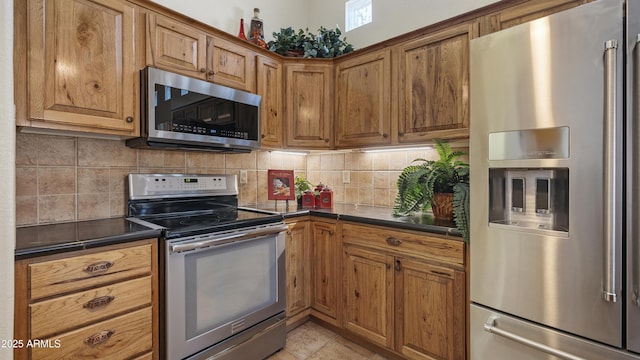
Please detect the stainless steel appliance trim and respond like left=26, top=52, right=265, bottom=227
left=185, top=312, right=286, bottom=360
left=604, top=38, right=619, bottom=303
left=125, top=217, right=166, bottom=230
left=128, top=173, right=239, bottom=200
left=636, top=33, right=640, bottom=308
left=488, top=222, right=569, bottom=238
left=488, top=127, right=570, bottom=161
left=483, top=315, right=586, bottom=360
left=169, top=223, right=288, bottom=253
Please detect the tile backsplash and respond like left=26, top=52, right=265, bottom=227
left=15, top=132, right=466, bottom=226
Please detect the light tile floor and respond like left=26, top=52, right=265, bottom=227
left=267, top=321, right=387, bottom=360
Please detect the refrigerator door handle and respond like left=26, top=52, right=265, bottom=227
left=483, top=316, right=587, bottom=360
left=603, top=39, right=618, bottom=303
left=635, top=34, right=640, bottom=308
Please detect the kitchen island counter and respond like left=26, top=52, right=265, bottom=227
left=245, top=202, right=462, bottom=239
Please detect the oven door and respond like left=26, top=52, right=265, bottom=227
left=165, top=223, right=287, bottom=360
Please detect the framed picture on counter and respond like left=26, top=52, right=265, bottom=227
left=268, top=169, right=295, bottom=200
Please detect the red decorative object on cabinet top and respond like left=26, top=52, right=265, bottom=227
left=238, top=18, right=247, bottom=40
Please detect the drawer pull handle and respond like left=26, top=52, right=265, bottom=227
left=83, top=295, right=115, bottom=310
left=83, top=261, right=114, bottom=274
left=386, top=237, right=402, bottom=246
left=84, top=330, right=115, bottom=347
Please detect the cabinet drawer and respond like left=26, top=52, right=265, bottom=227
left=131, top=352, right=153, bottom=360
left=341, top=223, right=464, bottom=267
left=29, top=244, right=152, bottom=300
left=30, top=276, right=152, bottom=339
left=31, top=307, right=153, bottom=360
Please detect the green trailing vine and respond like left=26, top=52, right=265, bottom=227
left=453, top=182, right=470, bottom=242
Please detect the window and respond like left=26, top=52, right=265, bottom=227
left=345, top=0, right=372, bottom=32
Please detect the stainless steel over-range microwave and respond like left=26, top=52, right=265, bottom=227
left=126, top=67, right=261, bottom=152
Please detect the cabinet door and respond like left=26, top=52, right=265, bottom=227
left=479, top=0, right=590, bottom=35
left=26, top=0, right=137, bottom=135
left=285, top=221, right=311, bottom=318
left=343, top=245, right=394, bottom=348
left=335, top=49, right=391, bottom=148
left=285, top=62, right=334, bottom=149
left=395, top=257, right=465, bottom=360
left=257, top=55, right=283, bottom=148
left=208, top=36, right=256, bottom=92
left=397, top=22, right=477, bottom=143
left=311, top=221, right=340, bottom=325
left=146, top=13, right=208, bottom=79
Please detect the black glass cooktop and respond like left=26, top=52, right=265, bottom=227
left=142, top=209, right=283, bottom=239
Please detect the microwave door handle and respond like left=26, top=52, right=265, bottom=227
left=603, top=39, right=618, bottom=303
left=170, top=224, right=288, bottom=253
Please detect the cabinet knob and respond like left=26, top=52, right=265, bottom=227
left=208, top=70, right=215, bottom=76
left=398, top=131, right=405, bottom=136
left=382, top=133, right=389, bottom=138
left=328, top=230, right=334, bottom=235
left=125, top=116, right=134, bottom=123
left=395, top=259, right=402, bottom=272
left=386, top=263, right=391, bottom=269
left=261, top=134, right=266, bottom=139
left=324, top=138, right=330, bottom=143
left=386, top=237, right=402, bottom=246
left=200, top=68, right=206, bottom=73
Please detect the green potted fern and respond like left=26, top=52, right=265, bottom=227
left=392, top=139, right=470, bottom=242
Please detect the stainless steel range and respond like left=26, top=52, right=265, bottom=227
left=127, top=173, right=287, bottom=360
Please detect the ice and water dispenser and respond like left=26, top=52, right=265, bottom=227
left=487, top=127, right=570, bottom=234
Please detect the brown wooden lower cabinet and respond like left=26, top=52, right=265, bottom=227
left=285, top=219, right=312, bottom=328
left=343, top=245, right=395, bottom=349
left=341, top=222, right=466, bottom=360
left=395, top=257, right=465, bottom=360
left=285, top=218, right=467, bottom=359
left=310, top=219, right=342, bottom=326
left=14, top=239, right=159, bottom=360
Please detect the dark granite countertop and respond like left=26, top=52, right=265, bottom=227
left=15, top=218, right=163, bottom=260
left=245, top=202, right=463, bottom=239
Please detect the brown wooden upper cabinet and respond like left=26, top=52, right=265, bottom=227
left=396, top=22, right=478, bottom=144
left=334, top=49, right=392, bottom=148
left=146, top=13, right=256, bottom=92
left=257, top=55, right=284, bottom=149
left=19, top=0, right=138, bottom=136
left=284, top=62, right=334, bottom=149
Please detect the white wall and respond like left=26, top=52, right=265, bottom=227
left=150, top=0, right=310, bottom=43
left=1, top=0, right=15, bottom=356
left=151, top=0, right=499, bottom=48
left=309, top=0, right=500, bottom=48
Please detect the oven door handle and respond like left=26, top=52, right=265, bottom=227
left=169, top=224, right=288, bottom=253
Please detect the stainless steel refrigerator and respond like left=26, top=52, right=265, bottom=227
left=469, top=0, right=640, bottom=358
